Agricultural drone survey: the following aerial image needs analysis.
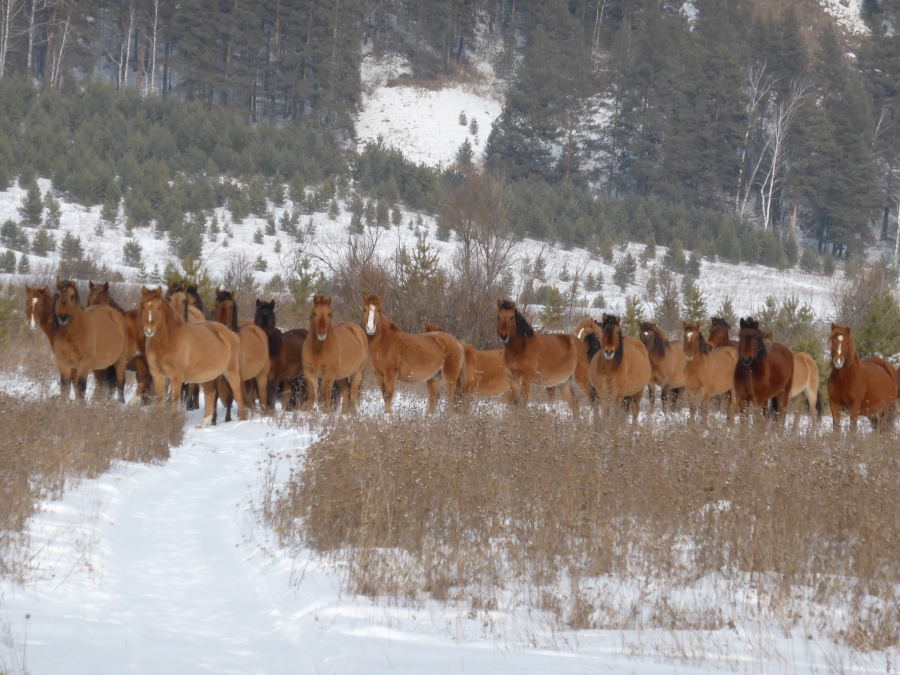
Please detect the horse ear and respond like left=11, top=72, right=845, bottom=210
left=615, top=316, right=621, bottom=326
left=601, top=313, right=608, bottom=322
left=271, top=299, right=276, bottom=308
left=831, top=323, right=839, bottom=332
left=141, top=286, right=151, bottom=297
left=103, top=282, right=109, bottom=291
left=256, top=299, right=262, bottom=307
left=682, top=321, right=688, bottom=329
left=739, top=318, right=747, bottom=329
left=89, top=281, right=95, bottom=290
left=326, top=297, right=332, bottom=306
left=497, top=299, right=502, bottom=309
left=25, top=284, right=31, bottom=292
left=56, top=275, right=62, bottom=286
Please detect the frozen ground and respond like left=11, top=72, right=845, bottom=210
left=0, top=388, right=894, bottom=675
left=820, top=0, right=870, bottom=36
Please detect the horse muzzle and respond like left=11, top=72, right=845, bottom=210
left=56, top=314, right=70, bottom=326
left=499, top=333, right=509, bottom=344
left=366, top=326, right=376, bottom=336
left=316, top=331, right=328, bottom=341
left=685, top=354, right=694, bottom=362
left=741, top=357, right=752, bottom=367
left=603, top=349, right=615, bottom=361
left=833, top=357, right=844, bottom=369
left=144, top=327, right=156, bottom=338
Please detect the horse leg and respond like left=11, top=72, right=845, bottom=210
left=830, top=401, right=842, bottom=433
left=170, top=374, right=184, bottom=416
left=348, top=364, right=365, bottom=414
left=426, top=376, right=441, bottom=414
left=321, top=376, right=337, bottom=412
left=519, top=375, right=533, bottom=406
left=381, top=371, right=397, bottom=414
left=631, top=390, right=644, bottom=423
left=92, top=370, right=108, bottom=401
left=255, top=372, right=269, bottom=412
left=335, top=378, right=350, bottom=414
left=559, top=379, right=578, bottom=413
left=75, top=364, right=90, bottom=401
left=224, top=361, right=247, bottom=422
left=506, top=378, right=521, bottom=407
left=200, top=381, right=218, bottom=427
left=303, top=374, right=319, bottom=412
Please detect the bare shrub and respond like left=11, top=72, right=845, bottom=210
left=265, top=410, right=900, bottom=652
left=0, top=393, right=185, bottom=576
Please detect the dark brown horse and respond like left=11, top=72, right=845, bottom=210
left=52, top=278, right=130, bottom=401
left=828, top=324, right=898, bottom=432
left=254, top=299, right=309, bottom=408
left=733, top=317, right=794, bottom=421
left=87, top=281, right=153, bottom=403
left=496, top=300, right=590, bottom=411
left=708, top=317, right=739, bottom=349
left=212, top=290, right=270, bottom=421
left=587, top=314, right=651, bottom=421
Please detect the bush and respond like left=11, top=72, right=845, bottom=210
left=0, top=219, right=28, bottom=251
left=823, top=256, right=836, bottom=277
left=0, top=250, right=15, bottom=273
left=18, top=182, right=43, bottom=226
left=31, top=228, right=55, bottom=257
left=123, top=240, right=143, bottom=268
left=613, top=253, right=637, bottom=290
left=43, top=191, right=61, bottom=229
left=254, top=255, right=268, bottom=272
left=799, top=248, right=820, bottom=274
left=253, top=228, right=264, bottom=244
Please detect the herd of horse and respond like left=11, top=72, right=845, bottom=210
left=21, top=279, right=900, bottom=432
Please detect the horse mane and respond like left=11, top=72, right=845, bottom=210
left=514, top=310, right=534, bottom=338
left=740, top=317, right=766, bottom=358
left=642, top=322, right=668, bottom=359
left=602, top=314, right=624, bottom=369
left=186, top=286, right=205, bottom=315
left=56, top=278, right=80, bottom=305
left=216, top=290, right=239, bottom=333
left=584, top=331, right=601, bottom=362
left=422, top=321, right=447, bottom=333
left=165, top=282, right=182, bottom=299
left=711, top=317, right=730, bottom=330
left=698, top=331, right=711, bottom=355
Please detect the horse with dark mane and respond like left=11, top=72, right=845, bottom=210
left=733, top=317, right=794, bottom=421
left=828, top=323, right=898, bottom=432
left=254, top=299, right=309, bottom=408
left=639, top=321, right=686, bottom=407
left=212, top=289, right=270, bottom=421
left=166, top=282, right=205, bottom=324
left=363, top=295, right=464, bottom=413
left=497, top=300, right=590, bottom=410
left=87, top=281, right=152, bottom=403
left=682, top=322, right=737, bottom=422
left=708, top=317, right=739, bottom=349
left=760, top=328, right=823, bottom=422
left=587, top=314, right=651, bottom=421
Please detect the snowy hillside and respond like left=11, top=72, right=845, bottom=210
left=0, top=179, right=841, bottom=321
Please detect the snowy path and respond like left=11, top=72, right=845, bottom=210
left=0, top=407, right=885, bottom=675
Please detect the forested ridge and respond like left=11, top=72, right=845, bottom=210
left=2, top=0, right=900, bottom=268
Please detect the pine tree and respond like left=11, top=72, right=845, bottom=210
left=329, top=199, right=340, bottom=220
left=265, top=212, right=277, bottom=236
left=43, top=191, right=62, bottom=229
left=253, top=228, right=264, bottom=244
left=31, top=228, right=55, bottom=257
left=455, top=138, right=474, bottom=168
left=714, top=296, right=738, bottom=328
left=622, top=295, right=646, bottom=338
left=18, top=182, right=43, bottom=226
left=59, top=231, right=84, bottom=260
left=123, top=240, right=143, bottom=267
left=682, top=284, right=708, bottom=324
left=459, top=111, right=467, bottom=126
left=0, top=250, right=15, bottom=273
left=613, top=253, right=637, bottom=290
left=640, top=235, right=657, bottom=266
left=254, top=255, right=268, bottom=272
left=17, top=254, right=30, bottom=274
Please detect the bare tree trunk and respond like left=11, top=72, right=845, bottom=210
left=735, top=63, right=776, bottom=217
left=761, top=80, right=808, bottom=230
left=148, top=0, right=159, bottom=94
left=0, top=0, right=20, bottom=79
left=49, top=11, right=70, bottom=89
left=26, top=0, right=38, bottom=76
left=136, top=17, right=145, bottom=92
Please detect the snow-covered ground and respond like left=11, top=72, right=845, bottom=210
left=819, top=0, right=870, bottom=36
left=0, top=179, right=842, bottom=322
left=0, top=395, right=894, bottom=675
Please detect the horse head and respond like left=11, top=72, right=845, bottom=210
left=25, top=285, right=51, bottom=331
left=829, top=323, right=853, bottom=370
left=682, top=321, right=705, bottom=361
left=87, top=281, right=110, bottom=307
left=311, top=295, right=333, bottom=342
left=738, top=317, right=765, bottom=367
left=600, top=314, right=623, bottom=363
left=140, top=286, right=166, bottom=338
left=363, top=295, right=383, bottom=336
left=496, top=299, right=533, bottom=344
left=575, top=316, right=600, bottom=341
left=255, top=299, right=277, bottom=335
left=214, top=289, right=239, bottom=332
left=54, top=277, right=79, bottom=327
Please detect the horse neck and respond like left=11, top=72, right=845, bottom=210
left=38, top=310, right=56, bottom=342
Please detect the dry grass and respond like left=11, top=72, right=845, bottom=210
left=264, top=409, right=900, bottom=653
left=0, top=393, right=185, bottom=577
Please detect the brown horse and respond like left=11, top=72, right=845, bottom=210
left=302, top=295, right=368, bottom=412
left=255, top=299, right=309, bottom=408
left=422, top=321, right=513, bottom=402
left=25, top=285, right=56, bottom=343
left=639, top=321, right=686, bottom=406
left=682, top=322, right=738, bottom=421
left=734, top=317, right=794, bottom=421
left=707, top=317, right=739, bottom=349
left=827, top=324, right=898, bottom=432
left=166, top=283, right=206, bottom=324
left=213, top=290, right=270, bottom=421
left=364, top=295, right=465, bottom=413
left=52, top=278, right=130, bottom=401
left=586, top=314, right=651, bottom=421
left=87, top=281, right=153, bottom=403
left=760, top=329, right=822, bottom=420
left=140, top=286, right=246, bottom=424
left=496, top=300, right=590, bottom=411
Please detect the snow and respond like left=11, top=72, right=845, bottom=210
left=819, top=0, right=870, bottom=36
left=0, top=398, right=894, bottom=675
left=355, top=51, right=503, bottom=167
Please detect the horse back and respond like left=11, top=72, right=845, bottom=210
left=791, top=352, right=818, bottom=398
left=82, top=304, right=128, bottom=366
left=237, top=324, right=270, bottom=379
left=175, top=321, right=239, bottom=383
left=862, top=357, right=899, bottom=406
left=463, top=345, right=507, bottom=396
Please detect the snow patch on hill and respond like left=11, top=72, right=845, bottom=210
left=819, top=0, right=870, bottom=36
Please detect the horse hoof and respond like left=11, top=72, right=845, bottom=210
left=198, top=415, right=214, bottom=428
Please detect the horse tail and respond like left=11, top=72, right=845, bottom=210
left=105, top=365, right=118, bottom=392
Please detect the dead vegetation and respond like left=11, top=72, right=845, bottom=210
left=264, top=409, right=900, bottom=654
left=0, top=393, right=185, bottom=577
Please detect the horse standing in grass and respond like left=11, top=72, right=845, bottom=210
left=497, top=300, right=590, bottom=411
left=212, top=290, right=270, bottom=422
left=707, top=317, right=739, bottom=349
left=682, top=322, right=737, bottom=422
left=759, top=329, right=822, bottom=421
left=422, top=321, right=514, bottom=403
left=302, top=296, right=368, bottom=413
left=163, top=283, right=204, bottom=408
left=140, top=286, right=246, bottom=425
left=827, top=324, right=898, bottom=432
left=733, top=317, right=794, bottom=421
left=87, top=281, right=153, bottom=403
left=255, top=299, right=309, bottom=408
left=364, top=295, right=465, bottom=413
left=639, top=321, right=686, bottom=407
left=586, top=314, right=651, bottom=421
left=52, top=278, right=129, bottom=401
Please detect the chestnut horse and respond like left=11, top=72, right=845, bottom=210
left=166, top=283, right=206, bottom=324
left=302, top=295, right=368, bottom=412
left=86, top=281, right=153, bottom=403
left=496, top=300, right=590, bottom=411
left=364, top=295, right=465, bottom=413
left=639, top=321, right=686, bottom=406
left=586, top=314, right=651, bottom=421
left=682, top=322, right=737, bottom=421
left=422, top=321, right=513, bottom=402
left=212, top=290, right=270, bottom=421
left=51, top=278, right=130, bottom=401
left=25, top=285, right=56, bottom=343
left=734, top=317, right=794, bottom=421
left=760, top=329, right=822, bottom=420
left=140, top=286, right=246, bottom=424
left=708, top=317, right=739, bottom=349
left=828, top=324, right=898, bottom=432
left=255, top=299, right=309, bottom=408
